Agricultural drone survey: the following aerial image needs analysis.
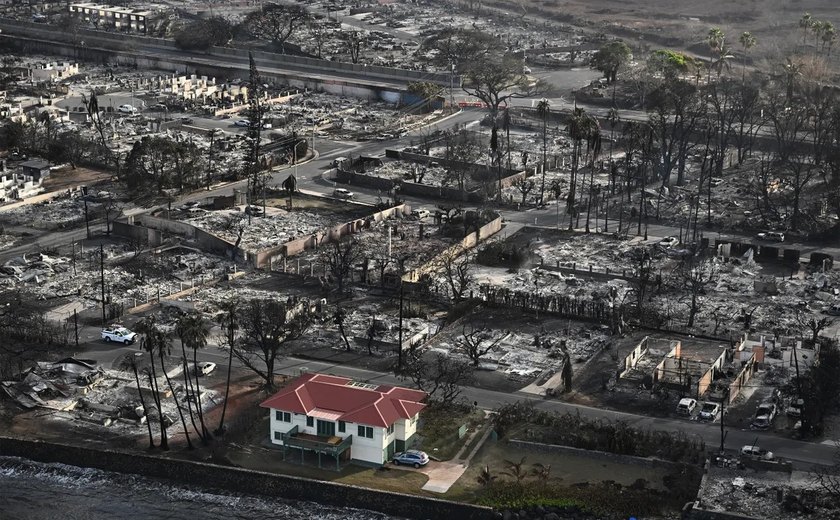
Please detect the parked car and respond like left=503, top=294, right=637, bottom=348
left=234, top=119, right=251, bottom=127
left=741, top=445, right=774, bottom=460
left=698, top=402, right=721, bottom=422
left=658, top=236, right=679, bottom=248
left=756, top=402, right=777, bottom=421
left=751, top=403, right=777, bottom=430
left=245, top=205, right=264, bottom=216
left=179, top=117, right=194, bottom=125
left=676, top=398, right=697, bottom=416
left=194, top=362, right=216, bottom=376
left=101, top=326, right=137, bottom=344
left=787, top=398, right=804, bottom=418
left=412, top=209, right=431, bottom=219
left=757, top=231, right=785, bottom=242
left=392, top=450, right=429, bottom=468
left=333, top=188, right=354, bottom=200
left=118, top=104, right=137, bottom=114
left=331, top=157, right=349, bottom=168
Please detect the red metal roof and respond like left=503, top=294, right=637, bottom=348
left=260, top=373, right=427, bottom=428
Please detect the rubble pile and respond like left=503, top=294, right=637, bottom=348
left=185, top=208, right=333, bottom=251
left=1, top=357, right=216, bottom=434
left=0, top=196, right=92, bottom=229
left=366, top=160, right=452, bottom=188
left=701, top=469, right=838, bottom=520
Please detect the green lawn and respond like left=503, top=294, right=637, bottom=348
left=417, top=405, right=487, bottom=461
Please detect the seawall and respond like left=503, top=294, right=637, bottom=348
left=0, top=436, right=495, bottom=520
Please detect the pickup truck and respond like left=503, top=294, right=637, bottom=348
left=101, top=326, right=137, bottom=344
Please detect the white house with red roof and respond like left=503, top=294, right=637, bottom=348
left=260, top=372, right=427, bottom=467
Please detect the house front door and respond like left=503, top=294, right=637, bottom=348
left=316, top=420, right=336, bottom=437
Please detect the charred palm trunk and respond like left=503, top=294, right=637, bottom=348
left=132, top=361, right=155, bottom=449
left=147, top=353, right=168, bottom=450
left=193, top=346, right=210, bottom=442
left=160, top=349, right=192, bottom=450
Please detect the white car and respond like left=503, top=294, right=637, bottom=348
left=659, top=236, right=679, bottom=248
left=101, top=326, right=137, bottom=344
left=741, top=445, right=774, bottom=460
left=194, top=362, right=216, bottom=376
left=333, top=188, right=354, bottom=200
left=698, top=402, right=721, bottom=422
left=234, top=119, right=251, bottom=127
left=118, top=104, right=137, bottom=114
left=676, top=397, right=697, bottom=416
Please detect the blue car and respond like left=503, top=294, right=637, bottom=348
left=392, top=450, right=429, bottom=468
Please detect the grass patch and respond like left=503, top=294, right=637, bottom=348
left=337, top=466, right=432, bottom=495
left=418, top=404, right=485, bottom=461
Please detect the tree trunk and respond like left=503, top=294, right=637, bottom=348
left=180, top=358, right=203, bottom=443
left=161, top=350, right=193, bottom=450
left=146, top=365, right=167, bottom=450
left=192, top=346, right=210, bottom=442
left=216, top=331, right=235, bottom=436
left=132, top=361, right=155, bottom=449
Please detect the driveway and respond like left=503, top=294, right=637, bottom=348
left=388, top=460, right=468, bottom=493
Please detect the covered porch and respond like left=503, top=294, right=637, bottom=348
left=276, top=425, right=353, bottom=471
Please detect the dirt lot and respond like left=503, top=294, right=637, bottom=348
left=510, top=0, right=838, bottom=63
left=41, top=166, right=113, bottom=193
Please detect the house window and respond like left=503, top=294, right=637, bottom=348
left=387, top=424, right=395, bottom=435
left=274, top=431, right=282, bottom=440
left=275, top=411, right=291, bottom=423
left=357, top=425, right=373, bottom=438
left=410, top=415, right=417, bottom=426
left=306, top=416, right=314, bottom=427
left=338, top=421, right=346, bottom=433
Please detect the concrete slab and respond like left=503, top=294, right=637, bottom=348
left=419, top=461, right=467, bottom=493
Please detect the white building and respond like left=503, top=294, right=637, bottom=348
left=69, top=3, right=153, bottom=33
left=260, top=373, right=426, bottom=468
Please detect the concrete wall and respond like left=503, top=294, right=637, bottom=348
left=113, top=215, right=246, bottom=262
left=255, top=204, right=411, bottom=269
left=621, top=336, right=648, bottom=377
left=334, top=168, right=483, bottom=203
left=403, top=215, right=503, bottom=283
left=0, top=436, right=493, bottom=520
left=727, top=354, right=757, bottom=405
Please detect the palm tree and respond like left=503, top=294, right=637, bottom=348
left=813, top=20, right=825, bottom=55
left=707, top=28, right=725, bottom=82
left=176, top=311, right=211, bottom=443
left=566, top=107, right=592, bottom=229
left=130, top=356, right=155, bottom=449
left=536, top=98, right=551, bottom=205
left=216, top=298, right=239, bottom=436
left=782, top=57, right=802, bottom=101
left=800, top=12, right=813, bottom=46
left=531, top=462, right=552, bottom=486
left=156, top=326, right=193, bottom=450
left=606, top=107, right=620, bottom=194
left=711, top=45, right=734, bottom=79
left=136, top=317, right=169, bottom=450
left=738, top=32, right=756, bottom=84
left=502, top=456, right=529, bottom=484
left=477, top=465, right=497, bottom=486
left=822, top=22, right=836, bottom=56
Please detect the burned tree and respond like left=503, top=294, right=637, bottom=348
left=232, top=298, right=312, bottom=391
left=436, top=250, right=474, bottom=302
left=679, top=254, right=718, bottom=329
left=456, top=325, right=505, bottom=367
left=321, top=237, right=360, bottom=292
left=402, top=350, right=473, bottom=407
left=244, top=3, right=309, bottom=53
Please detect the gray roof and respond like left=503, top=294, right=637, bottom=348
left=19, top=159, right=51, bottom=170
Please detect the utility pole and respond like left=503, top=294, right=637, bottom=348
left=719, top=404, right=727, bottom=453
left=73, top=309, right=79, bottom=347
left=100, top=244, right=106, bottom=327
left=397, top=284, right=404, bottom=371
left=82, top=186, right=91, bottom=239
left=206, top=131, right=215, bottom=190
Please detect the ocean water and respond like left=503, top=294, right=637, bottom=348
left=0, top=456, right=398, bottom=520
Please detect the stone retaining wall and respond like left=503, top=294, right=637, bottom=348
left=0, top=436, right=494, bottom=520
